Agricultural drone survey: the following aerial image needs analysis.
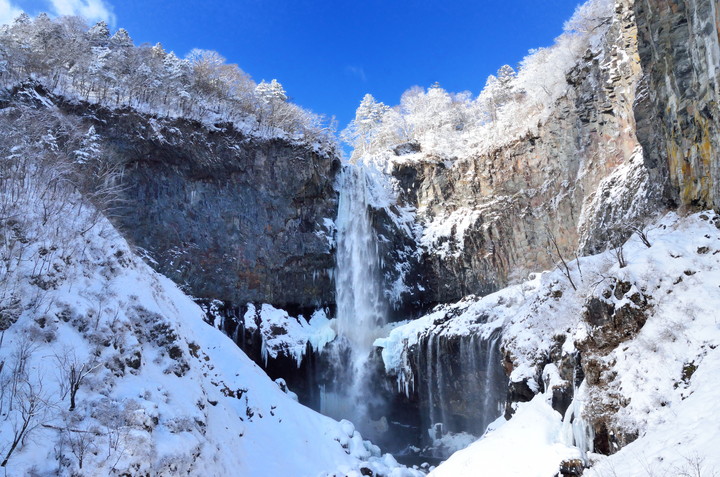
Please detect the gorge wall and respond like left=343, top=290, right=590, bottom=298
left=372, top=0, right=720, bottom=310
left=29, top=89, right=342, bottom=310
left=374, top=0, right=652, bottom=307
left=359, top=0, right=720, bottom=459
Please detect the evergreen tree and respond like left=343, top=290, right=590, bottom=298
left=87, top=21, right=110, bottom=46
left=109, top=28, right=132, bottom=48
left=341, top=93, right=389, bottom=154
left=255, top=79, right=287, bottom=104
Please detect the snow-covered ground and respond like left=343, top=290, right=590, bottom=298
left=0, top=150, right=419, bottom=477
left=377, top=211, right=720, bottom=476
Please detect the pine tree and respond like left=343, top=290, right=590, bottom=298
left=341, top=93, right=389, bottom=154
left=87, top=21, right=110, bottom=46
left=110, top=28, right=132, bottom=48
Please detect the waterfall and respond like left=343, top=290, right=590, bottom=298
left=418, top=328, right=507, bottom=457
left=321, top=164, right=508, bottom=457
left=335, top=165, right=388, bottom=352
left=320, top=164, right=388, bottom=437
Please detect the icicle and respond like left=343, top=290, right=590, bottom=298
left=562, top=381, right=595, bottom=462
left=260, top=338, right=268, bottom=367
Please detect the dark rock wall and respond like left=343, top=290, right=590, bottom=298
left=91, top=110, right=341, bottom=309
left=1, top=85, right=340, bottom=310
left=633, top=0, right=720, bottom=208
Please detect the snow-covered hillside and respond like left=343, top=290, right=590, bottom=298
left=0, top=105, right=417, bottom=476
left=3, top=0, right=720, bottom=473
left=377, top=211, right=720, bottom=476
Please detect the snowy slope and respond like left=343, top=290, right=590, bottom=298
left=0, top=145, right=418, bottom=477
left=377, top=211, right=720, bottom=476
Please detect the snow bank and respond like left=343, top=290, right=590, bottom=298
left=243, top=303, right=336, bottom=367
left=0, top=155, right=419, bottom=476
left=430, top=394, right=581, bottom=477
left=377, top=211, right=720, bottom=476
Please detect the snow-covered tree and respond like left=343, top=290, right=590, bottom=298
left=564, top=0, right=613, bottom=35
left=0, top=14, right=335, bottom=146
left=341, top=93, right=390, bottom=155
left=87, top=21, right=110, bottom=46
left=255, top=79, right=287, bottom=104
left=109, top=28, right=132, bottom=48
left=74, top=126, right=102, bottom=165
left=150, top=42, right=166, bottom=59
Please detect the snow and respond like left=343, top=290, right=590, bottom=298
left=585, top=348, right=720, bottom=476
left=244, top=303, right=336, bottom=367
left=430, top=394, right=581, bottom=477
left=377, top=211, right=720, bottom=477
left=418, top=207, right=482, bottom=258
left=0, top=153, right=419, bottom=476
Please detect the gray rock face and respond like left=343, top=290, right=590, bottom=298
left=633, top=0, right=720, bottom=208
left=26, top=91, right=341, bottom=309
left=380, top=0, right=654, bottom=305
left=94, top=112, right=341, bottom=309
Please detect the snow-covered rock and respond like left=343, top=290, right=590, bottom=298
left=377, top=211, right=720, bottom=475
left=0, top=107, right=418, bottom=476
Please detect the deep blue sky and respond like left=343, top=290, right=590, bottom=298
left=7, top=0, right=584, bottom=129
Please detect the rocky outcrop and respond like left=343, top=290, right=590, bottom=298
left=2, top=83, right=341, bottom=309
left=86, top=104, right=340, bottom=309
left=633, top=0, right=720, bottom=209
left=381, top=0, right=655, bottom=305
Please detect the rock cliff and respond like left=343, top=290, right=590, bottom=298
left=371, top=0, right=668, bottom=306
left=365, top=0, right=720, bottom=462
left=633, top=0, right=720, bottom=208
left=3, top=84, right=341, bottom=309
left=102, top=113, right=340, bottom=310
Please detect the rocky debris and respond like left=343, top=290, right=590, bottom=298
left=558, top=458, right=585, bottom=476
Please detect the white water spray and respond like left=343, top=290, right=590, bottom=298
left=335, top=165, right=388, bottom=351
left=320, top=164, right=388, bottom=433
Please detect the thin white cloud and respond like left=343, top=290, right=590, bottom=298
left=47, top=0, right=116, bottom=26
left=0, top=0, right=24, bottom=25
left=345, top=65, right=367, bottom=82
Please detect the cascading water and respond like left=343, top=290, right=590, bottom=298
left=418, top=328, right=507, bottom=456
left=335, top=165, right=387, bottom=352
left=320, top=164, right=389, bottom=438
left=319, top=163, right=509, bottom=460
